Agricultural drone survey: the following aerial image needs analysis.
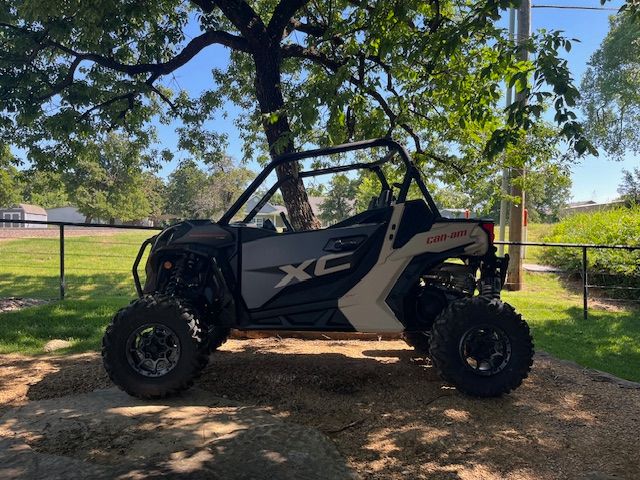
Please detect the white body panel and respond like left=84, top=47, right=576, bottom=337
left=338, top=204, right=489, bottom=332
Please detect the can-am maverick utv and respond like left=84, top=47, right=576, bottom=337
left=102, top=138, right=533, bottom=399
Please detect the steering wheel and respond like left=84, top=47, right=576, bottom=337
left=280, top=212, right=295, bottom=232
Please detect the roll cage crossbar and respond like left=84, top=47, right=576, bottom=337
left=218, top=138, right=440, bottom=226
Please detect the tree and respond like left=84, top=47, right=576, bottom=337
left=65, top=133, right=155, bottom=223
left=166, top=157, right=253, bottom=219
left=192, top=157, right=254, bottom=219
left=0, top=0, right=597, bottom=231
left=165, top=160, right=210, bottom=219
left=618, top=167, right=640, bottom=205
left=581, top=12, right=640, bottom=158
left=432, top=122, right=572, bottom=222
left=141, top=172, right=167, bottom=219
left=0, top=145, right=21, bottom=207
left=523, top=165, right=572, bottom=222
left=319, top=174, right=357, bottom=224
left=19, top=170, right=69, bottom=209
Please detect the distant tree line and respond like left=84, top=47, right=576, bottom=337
left=0, top=134, right=254, bottom=224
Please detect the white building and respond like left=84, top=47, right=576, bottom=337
left=0, top=204, right=48, bottom=228
left=46, top=206, right=96, bottom=224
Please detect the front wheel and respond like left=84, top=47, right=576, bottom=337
left=102, top=295, right=209, bottom=399
left=429, top=296, right=533, bottom=397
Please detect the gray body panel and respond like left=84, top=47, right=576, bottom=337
left=241, top=224, right=379, bottom=309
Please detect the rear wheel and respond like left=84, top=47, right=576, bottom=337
left=402, top=286, right=448, bottom=356
left=102, top=295, right=209, bottom=399
left=429, top=296, right=533, bottom=397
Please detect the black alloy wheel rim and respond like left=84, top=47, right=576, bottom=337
left=458, top=324, right=512, bottom=376
left=126, top=323, right=181, bottom=377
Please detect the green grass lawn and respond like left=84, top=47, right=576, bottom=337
left=1, top=229, right=638, bottom=382
left=503, top=273, right=640, bottom=382
left=0, top=231, right=151, bottom=355
left=0, top=230, right=151, bottom=299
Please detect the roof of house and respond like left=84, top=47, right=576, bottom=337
left=247, top=196, right=328, bottom=217
left=5, top=204, right=48, bottom=215
left=564, top=199, right=625, bottom=210
left=567, top=200, right=597, bottom=208
left=246, top=197, right=278, bottom=215
left=45, top=205, right=76, bottom=212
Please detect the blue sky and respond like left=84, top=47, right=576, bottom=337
left=525, top=0, right=638, bottom=201
left=151, top=0, right=637, bottom=203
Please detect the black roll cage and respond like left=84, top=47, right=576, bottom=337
left=218, top=138, right=441, bottom=226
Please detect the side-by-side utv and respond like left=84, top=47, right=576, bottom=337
left=102, top=138, right=533, bottom=399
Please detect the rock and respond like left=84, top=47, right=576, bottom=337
left=0, top=297, right=49, bottom=313
left=43, top=340, right=72, bottom=352
left=0, top=437, right=115, bottom=480
left=0, top=388, right=357, bottom=480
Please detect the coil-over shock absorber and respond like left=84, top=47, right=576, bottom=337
left=478, top=252, right=508, bottom=298
left=165, top=253, right=197, bottom=296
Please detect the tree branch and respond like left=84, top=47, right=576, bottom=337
left=268, top=0, right=310, bottom=38
left=288, top=18, right=327, bottom=38
left=49, top=29, right=249, bottom=76
left=191, top=0, right=216, bottom=13
left=36, top=56, right=82, bottom=102
left=211, top=0, right=267, bottom=44
left=282, top=44, right=465, bottom=174
left=0, top=22, right=249, bottom=78
left=78, top=92, right=136, bottom=122
left=145, top=77, right=178, bottom=111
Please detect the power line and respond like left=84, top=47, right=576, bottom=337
left=532, top=4, right=619, bottom=10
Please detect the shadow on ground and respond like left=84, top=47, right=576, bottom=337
left=1, top=339, right=638, bottom=479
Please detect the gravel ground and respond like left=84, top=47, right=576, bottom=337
left=0, top=339, right=638, bottom=480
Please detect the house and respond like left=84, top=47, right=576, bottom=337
left=47, top=205, right=158, bottom=227
left=246, top=196, right=329, bottom=229
left=560, top=199, right=626, bottom=216
left=46, top=206, right=106, bottom=224
left=0, top=204, right=47, bottom=228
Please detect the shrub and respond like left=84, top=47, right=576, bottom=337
left=542, top=207, right=640, bottom=291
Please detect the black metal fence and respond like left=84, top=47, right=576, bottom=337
left=496, top=240, right=640, bottom=319
left=0, top=218, right=160, bottom=301
left=1, top=219, right=638, bottom=319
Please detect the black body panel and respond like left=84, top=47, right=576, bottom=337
left=393, top=200, right=436, bottom=248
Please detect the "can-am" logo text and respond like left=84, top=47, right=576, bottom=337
left=426, top=229, right=468, bottom=244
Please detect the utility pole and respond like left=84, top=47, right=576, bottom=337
left=506, top=0, right=530, bottom=291
left=498, top=8, right=516, bottom=257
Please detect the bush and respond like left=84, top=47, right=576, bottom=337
left=542, top=208, right=640, bottom=288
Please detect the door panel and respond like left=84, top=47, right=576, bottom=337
left=240, top=223, right=382, bottom=309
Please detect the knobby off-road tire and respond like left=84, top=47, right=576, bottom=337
left=429, top=296, right=534, bottom=397
left=102, top=295, right=209, bottom=399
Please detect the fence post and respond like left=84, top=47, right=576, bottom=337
left=59, top=224, right=65, bottom=300
left=582, top=246, right=588, bottom=320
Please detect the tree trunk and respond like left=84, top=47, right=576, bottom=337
left=252, top=48, right=320, bottom=231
